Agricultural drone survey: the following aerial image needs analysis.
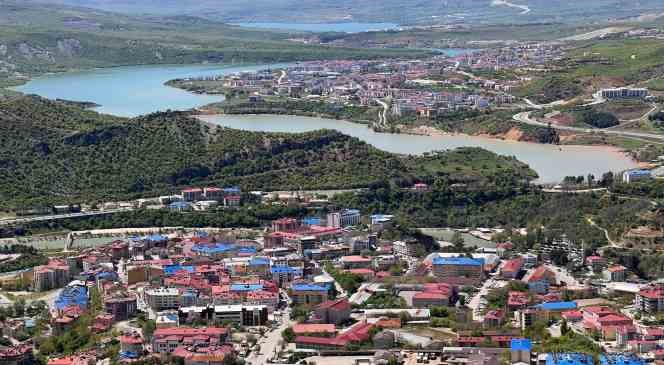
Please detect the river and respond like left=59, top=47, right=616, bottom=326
left=199, top=114, right=638, bottom=183
left=12, top=63, right=639, bottom=183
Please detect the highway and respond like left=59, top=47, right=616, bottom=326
left=513, top=111, right=664, bottom=142
left=0, top=207, right=134, bottom=226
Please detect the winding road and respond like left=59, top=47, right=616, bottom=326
left=512, top=111, right=664, bottom=142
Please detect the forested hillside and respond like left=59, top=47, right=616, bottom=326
left=0, top=96, right=535, bottom=209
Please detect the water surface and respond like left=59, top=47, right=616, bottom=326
left=13, top=64, right=282, bottom=117
left=199, top=114, right=639, bottom=183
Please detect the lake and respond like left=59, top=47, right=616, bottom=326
left=232, top=22, right=400, bottom=33
left=199, top=114, right=639, bottom=183
left=12, top=64, right=284, bottom=117
left=13, top=63, right=639, bottom=182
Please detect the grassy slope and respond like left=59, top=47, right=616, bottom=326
left=0, top=96, right=535, bottom=210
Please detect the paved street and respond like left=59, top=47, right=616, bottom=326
left=246, top=308, right=294, bottom=365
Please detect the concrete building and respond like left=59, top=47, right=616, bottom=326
left=104, top=295, right=138, bottom=321
left=327, top=209, right=361, bottom=228
left=145, top=288, right=180, bottom=310
left=510, top=338, right=531, bottom=364
left=604, top=265, right=627, bottom=282
left=601, top=87, right=648, bottom=99
left=312, top=298, right=351, bottom=325
left=432, top=257, right=484, bottom=284
left=152, top=327, right=228, bottom=354
left=181, top=188, right=203, bottom=202
left=636, top=284, right=664, bottom=314
left=290, top=283, right=329, bottom=306
left=623, top=169, right=652, bottom=183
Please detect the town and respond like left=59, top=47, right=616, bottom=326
left=0, top=185, right=663, bottom=365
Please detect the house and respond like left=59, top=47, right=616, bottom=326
left=340, top=255, right=373, bottom=269
left=508, top=291, right=530, bottom=310
left=313, top=298, right=351, bottom=325
left=526, top=266, right=556, bottom=294
left=604, top=265, right=627, bottom=282
left=120, top=332, right=144, bottom=355
left=292, top=323, right=336, bottom=337
left=582, top=306, right=633, bottom=339
left=585, top=256, right=607, bottom=272
left=501, top=258, right=524, bottom=279
left=483, top=310, right=505, bottom=328
left=622, top=169, right=652, bottom=183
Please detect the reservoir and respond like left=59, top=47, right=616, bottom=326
left=13, top=63, right=639, bottom=182
left=199, top=114, right=638, bottom=183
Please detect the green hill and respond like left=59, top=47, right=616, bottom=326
left=0, top=96, right=536, bottom=210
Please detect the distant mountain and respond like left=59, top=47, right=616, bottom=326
left=29, top=0, right=664, bottom=25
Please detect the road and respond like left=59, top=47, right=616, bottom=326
left=375, top=99, right=389, bottom=128
left=491, top=0, right=531, bottom=14
left=513, top=111, right=664, bottom=142
left=587, top=217, right=618, bottom=248
left=467, top=278, right=505, bottom=321
left=246, top=308, right=294, bottom=365
left=277, top=70, right=287, bottom=85
left=0, top=208, right=134, bottom=226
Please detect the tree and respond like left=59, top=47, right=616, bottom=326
left=281, top=327, right=295, bottom=343
left=452, top=231, right=465, bottom=250
left=561, top=319, right=570, bottom=335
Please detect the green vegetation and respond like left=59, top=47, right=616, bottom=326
left=333, top=182, right=652, bottom=250
left=433, top=109, right=560, bottom=144
left=361, top=292, right=407, bottom=309
left=0, top=244, right=48, bottom=273
left=573, top=108, right=619, bottom=129
left=324, top=263, right=364, bottom=294
left=515, top=75, right=584, bottom=104
left=0, top=95, right=535, bottom=210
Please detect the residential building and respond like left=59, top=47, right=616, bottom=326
left=327, top=209, right=361, bottom=228
left=636, top=284, right=664, bottom=314
left=604, top=265, right=627, bottom=282
left=152, top=327, right=228, bottom=354
left=145, top=288, right=180, bottom=310
left=585, top=256, right=607, bottom=272
left=432, top=257, right=484, bottom=284
left=181, top=188, right=203, bottom=202
left=501, top=257, right=523, bottom=279
left=510, top=339, right=532, bottom=364
left=312, top=298, right=351, bottom=325
left=393, top=239, right=422, bottom=258
left=104, top=295, right=138, bottom=321
left=292, top=323, right=336, bottom=337
left=340, top=255, right=372, bottom=269
left=290, top=283, right=330, bottom=306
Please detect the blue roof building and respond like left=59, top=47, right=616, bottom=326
left=191, top=243, right=236, bottom=255
left=291, top=283, right=329, bottom=292
left=546, top=353, right=594, bottom=365
left=249, top=257, right=270, bottom=266
left=164, top=264, right=195, bottom=276
left=271, top=266, right=302, bottom=274
left=537, top=301, right=577, bottom=311
left=55, top=284, right=88, bottom=310
left=230, top=283, right=264, bottom=292
left=510, top=338, right=532, bottom=351
left=143, top=234, right=167, bottom=243
left=303, top=217, right=321, bottom=226
left=432, top=257, right=484, bottom=266
left=168, top=201, right=192, bottom=212
left=600, top=354, right=645, bottom=365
